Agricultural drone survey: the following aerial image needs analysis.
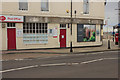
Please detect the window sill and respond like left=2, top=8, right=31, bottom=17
left=24, top=43, right=48, bottom=45
left=41, top=11, right=50, bottom=13
left=77, top=41, right=96, bottom=43
left=83, top=13, right=90, bottom=15
left=19, top=10, right=28, bottom=12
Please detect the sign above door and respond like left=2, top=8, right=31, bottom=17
left=0, top=15, right=24, bottom=23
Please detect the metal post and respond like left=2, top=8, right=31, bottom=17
left=118, top=1, right=120, bottom=79
left=108, top=39, right=111, bottom=49
left=119, top=27, right=120, bottom=47
left=113, top=27, right=114, bottom=42
left=70, top=0, right=73, bottom=52
left=107, top=20, right=110, bottom=49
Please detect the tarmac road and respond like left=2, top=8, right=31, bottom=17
left=1, top=50, right=119, bottom=78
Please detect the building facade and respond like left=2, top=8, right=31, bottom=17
left=0, top=0, right=105, bottom=50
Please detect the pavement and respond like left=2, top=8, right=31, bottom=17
left=2, top=50, right=119, bottom=78
left=1, top=39, right=120, bottom=61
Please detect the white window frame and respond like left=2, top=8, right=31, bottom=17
left=19, top=0, right=28, bottom=11
left=41, top=0, right=49, bottom=11
left=83, top=0, right=89, bottom=14
left=7, top=23, right=16, bottom=28
left=23, top=23, right=48, bottom=44
left=60, top=24, right=66, bottom=29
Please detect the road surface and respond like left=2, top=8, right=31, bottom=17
left=1, top=50, right=119, bottom=78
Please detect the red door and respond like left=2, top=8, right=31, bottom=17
left=60, top=29, right=66, bottom=48
left=7, top=28, right=16, bottom=50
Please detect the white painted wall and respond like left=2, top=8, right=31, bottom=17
left=1, top=1, right=104, bottom=19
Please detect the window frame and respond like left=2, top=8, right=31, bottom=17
left=41, top=0, right=49, bottom=11
left=7, top=23, right=16, bottom=28
left=77, top=24, right=96, bottom=42
left=23, top=23, right=48, bottom=44
left=60, top=24, right=66, bottom=29
left=19, top=0, right=28, bottom=11
left=83, top=0, right=89, bottom=14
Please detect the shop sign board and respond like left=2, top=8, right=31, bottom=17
left=16, top=29, right=23, bottom=37
left=53, top=27, right=58, bottom=38
left=0, top=15, right=24, bottom=23
left=48, top=28, right=58, bottom=38
left=48, top=29, right=53, bottom=36
left=25, top=16, right=103, bottom=24
left=118, top=23, right=120, bottom=27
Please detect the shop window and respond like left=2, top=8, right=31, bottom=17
left=83, top=0, right=89, bottom=14
left=23, top=23, right=48, bottom=44
left=77, top=24, right=96, bottom=42
left=41, top=0, right=49, bottom=11
left=7, top=23, right=16, bottom=27
left=19, top=0, right=28, bottom=11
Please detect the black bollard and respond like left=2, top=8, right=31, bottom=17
left=108, top=40, right=111, bottom=49
left=70, top=42, right=73, bottom=52
left=113, top=38, right=114, bottom=42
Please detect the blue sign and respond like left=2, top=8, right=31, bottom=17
left=112, top=32, right=115, bottom=35
left=96, top=30, right=99, bottom=36
left=118, top=23, right=120, bottom=26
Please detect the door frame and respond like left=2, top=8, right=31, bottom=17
left=60, top=28, right=67, bottom=48
left=7, top=25, right=16, bottom=50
